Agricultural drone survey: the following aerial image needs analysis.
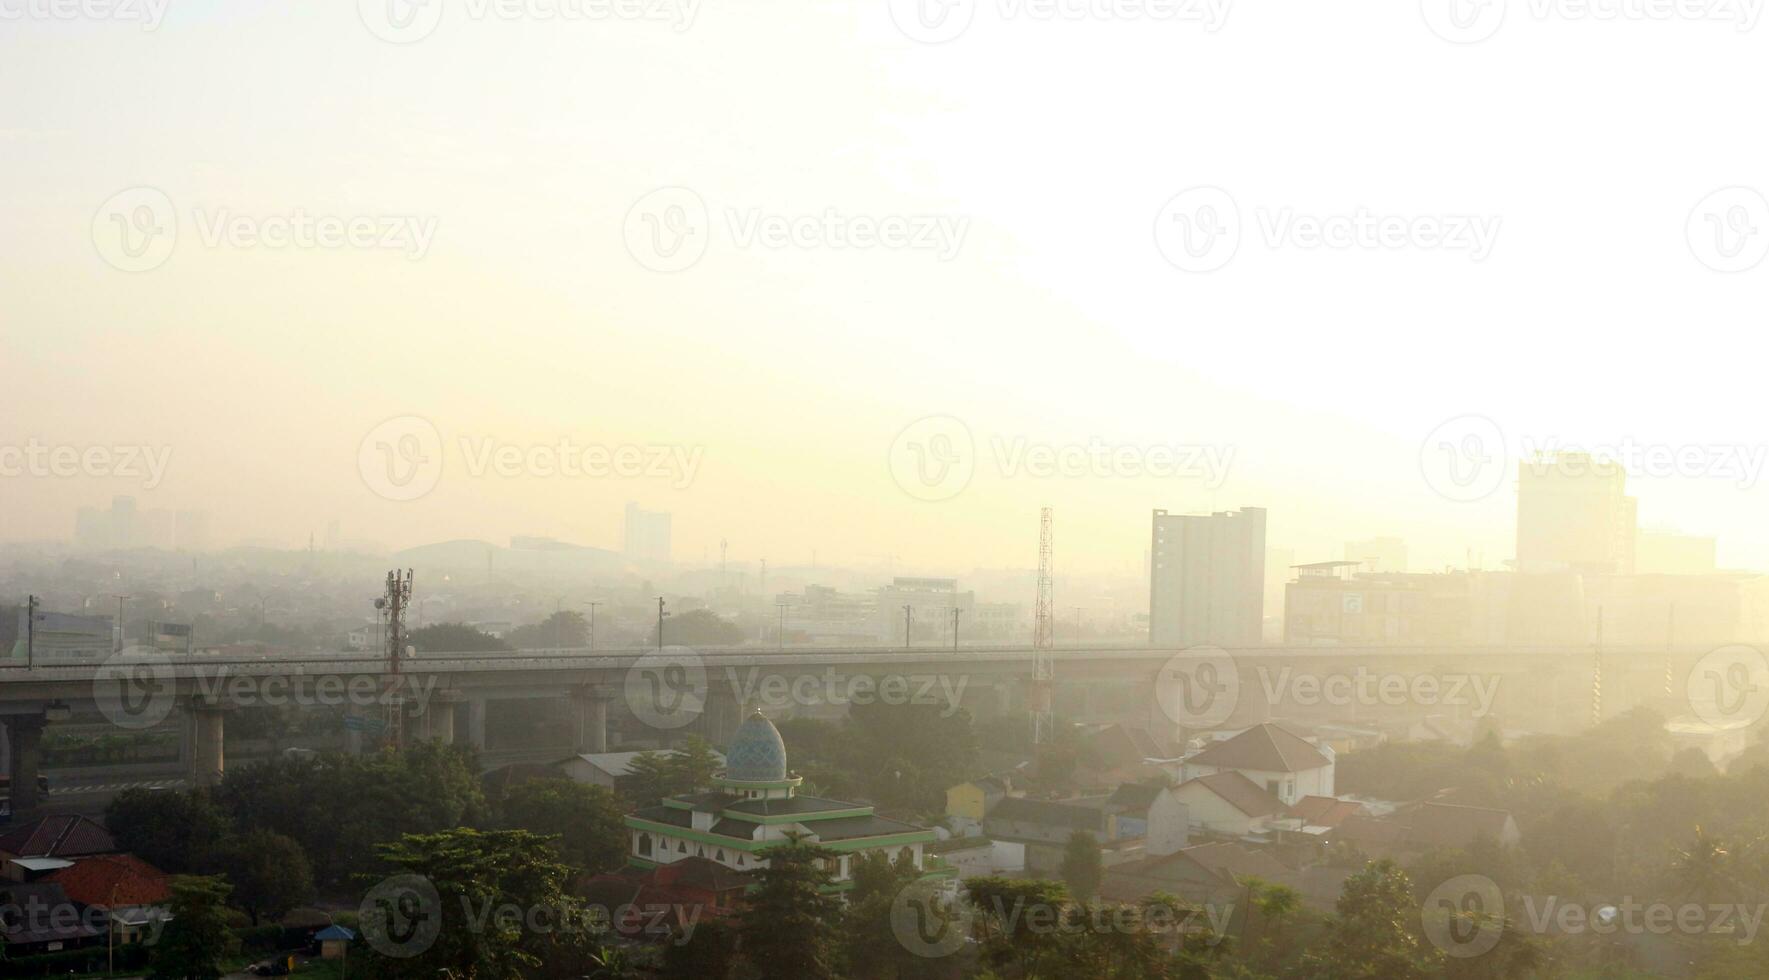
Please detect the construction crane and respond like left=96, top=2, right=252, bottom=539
left=1031, top=508, right=1055, bottom=744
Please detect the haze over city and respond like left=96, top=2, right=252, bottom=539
left=6, top=3, right=1769, bottom=980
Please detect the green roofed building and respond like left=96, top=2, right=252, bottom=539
left=624, top=709, right=952, bottom=888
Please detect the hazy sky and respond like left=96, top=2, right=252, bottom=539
left=4, top=1, right=1768, bottom=573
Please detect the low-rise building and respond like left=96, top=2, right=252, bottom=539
left=1178, top=723, right=1335, bottom=807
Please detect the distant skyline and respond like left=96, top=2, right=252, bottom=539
left=6, top=4, right=1768, bottom=573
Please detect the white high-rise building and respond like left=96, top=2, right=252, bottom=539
left=1149, top=507, right=1266, bottom=648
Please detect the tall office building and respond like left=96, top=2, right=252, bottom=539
left=1516, top=454, right=1636, bottom=574
left=1149, top=507, right=1266, bottom=648
left=623, top=502, right=673, bottom=562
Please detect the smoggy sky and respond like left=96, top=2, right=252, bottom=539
left=4, top=1, right=1768, bottom=573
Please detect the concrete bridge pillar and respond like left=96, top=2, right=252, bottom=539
left=5, top=714, right=47, bottom=823
left=571, top=686, right=612, bottom=755
left=424, top=691, right=463, bottom=745
left=186, top=700, right=226, bottom=788
left=466, top=697, right=488, bottom=750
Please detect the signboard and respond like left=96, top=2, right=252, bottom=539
left=1341, top=593, right=1364, bottom=614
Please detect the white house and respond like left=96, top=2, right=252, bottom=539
left=1178, top=723, right=1334, bottom=807
left=1170, top=771, right=1286, bottom=837
left=560, top=749, right=725, bottom=790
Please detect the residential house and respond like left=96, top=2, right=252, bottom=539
left=945, top=774, right=1015, bottom=836
left=1170, top=772, right=1287, bottom=838
left=1102, top=842, right=1287, bottom=908
left=0, top=815, right=117, bottom=864
left=1333, top=802, right=1521, bottom=858
left=1178, top=723, right=1335, bottom=806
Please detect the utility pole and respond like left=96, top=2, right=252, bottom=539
left=656, top=597, right=668, bottom=650
left=111, top=594, right=133, bottom=653
left=582, top=601, right=602, bottom=651
left=25, top=595, right=36, bottom=668
left=903, top=604, right=914, bottom=649
left=777, top=600, right=787, bottom=651
left=952, top=607, right=962, bottom=651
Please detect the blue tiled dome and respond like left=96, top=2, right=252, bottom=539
left=725, top=710, right=788, bottom=782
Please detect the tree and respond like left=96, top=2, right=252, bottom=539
left=738, top=836, right=844, bottom=980
left=659, top=917, right=738, bottom=980
left=213, top=742, right=487, bottom=891
left=1060, top=831, right=1103, bottom=902
left=149, top=876, right=235, bottom=980
left=964, top=876, right=1071, bottom=978
left=842, top=851, right=945, bottom=980
left=213, top=829, right=315, bottom=925
left=651, top=608, right=744, bottom=647
left=617, top=739, right=719, bottom=805
left=1305, top=860, right=1440, bottom=980
left=409, top=623, right=511, bottom=653
left=507, top=611, right=589, bottom=650
left=498, top=778, right=628, bottom=874
left=107, top=787, right=231, bottom=873
left=364, top=828, right=583, bottom=980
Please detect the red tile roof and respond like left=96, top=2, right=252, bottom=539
left=0, top=815, right=116, bottom=859
left=1287, top=795, right=1364, bottom=828
left=1187, top=724, right=1330, bottom=773
left=46, top=854, right=171, bottom=907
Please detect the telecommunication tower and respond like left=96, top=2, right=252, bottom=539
left=378, top=569, right=413, bottom=748
left=1031, top=508, right=1055, bottom=743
